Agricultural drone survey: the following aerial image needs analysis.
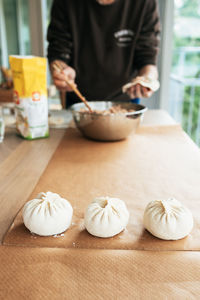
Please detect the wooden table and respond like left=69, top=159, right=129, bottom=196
left=4, top=110, right=199, bottom=300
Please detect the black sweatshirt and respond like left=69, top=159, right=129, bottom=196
left=47, top=0, right=160, bottom=103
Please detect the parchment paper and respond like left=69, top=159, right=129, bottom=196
left=3, top=125, right=200, bottom=250
left=1, top=246, right=200, bottom=300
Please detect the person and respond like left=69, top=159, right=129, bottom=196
left=47, top=0, right=160, bottom=107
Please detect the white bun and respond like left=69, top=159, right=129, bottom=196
left=84, top=196, right=129, bottom=238
left=143, top=198, right=193, bottom=240
left=23, top=191, right=73, bottom=236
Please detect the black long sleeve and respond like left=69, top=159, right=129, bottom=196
left=47, top=0, right=73, bottom=64
left=134, top=0, right=160, bottom=69
left=47, top=0, right=160, bottom=102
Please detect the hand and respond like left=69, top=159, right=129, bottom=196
left=125, top=64, right=159, bottom=99
left=127, top=83, right=153, bottom=99
left=50, top=60, right=76, bottom=92
left=127, top=64, right=158, bottom=98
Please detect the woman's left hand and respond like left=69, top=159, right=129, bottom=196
left=126, top=64, right=159, bottom=98
left=127, top=83, right=154, bottom=98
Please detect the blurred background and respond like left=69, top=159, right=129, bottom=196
left=0, top=0, right=200, bottom=145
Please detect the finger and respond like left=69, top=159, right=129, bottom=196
left=127, top=86, right=136, bottom=98
left=53, top=70, right=76, bottom=84
left=54, top=79, right=67, bottom=88
left=53, top=72, right=68, bottom=81
left=52, top=65, right=76, bottom=82
left=53, top=70, right=77, bottom=89
left=145, top=90, right=153, bottom=98
left=58, top=60, right=68, bottom=69
left=141, top=87, right=149, bottom=98
left=63, top=68, right=76, bottom=80
left=135, top=84, right=142, bottom=98
left=51, top=60, right=68, bottom=71
left=54, top=79, right=76, bottom=92
left=54, top=79, right=74, bottom=92
left=141, top=87, right=153, bottom=98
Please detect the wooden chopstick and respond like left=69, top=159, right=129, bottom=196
left=52, top=62, right=93, bottom=112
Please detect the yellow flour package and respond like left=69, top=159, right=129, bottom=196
left=9, top=55, right=49, bottom=139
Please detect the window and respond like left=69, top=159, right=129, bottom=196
left=0, top=0, right=54, bottom=83
left=17, top=0, right=31, bottom=55
left=3, top=0, right=19, bottom=56
left=0, top=0, right=31, bottom=65
left=169, top=0, right=200, bottom=145
left=47, top=0, right=53, bottom=25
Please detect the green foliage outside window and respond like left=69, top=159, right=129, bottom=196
left=179, top=0, right=200, bottom=18
left=173, top=0, right=200, bottom=144
left=182, top=85, right=200, bottom=141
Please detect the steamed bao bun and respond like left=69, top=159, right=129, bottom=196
left=23, top=191, right=73, bottom=236
left=143, top=198, right=193, bottom=240
left=84, top=196, right=129, bottom=238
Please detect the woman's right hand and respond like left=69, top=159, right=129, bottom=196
left=50, top=60, right=76, bottom=92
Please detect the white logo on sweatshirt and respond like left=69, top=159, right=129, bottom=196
left=114, top=29, right=134, bottom=47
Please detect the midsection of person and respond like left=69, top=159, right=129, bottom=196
left=71, top=0, right=140, bottom=100
left=48, top=0, right=160, bottom=105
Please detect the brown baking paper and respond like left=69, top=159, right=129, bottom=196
left=3, top=125, right=200, bottom=250
left=1, top=246, right=200, bottom=299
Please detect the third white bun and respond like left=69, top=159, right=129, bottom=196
left=84, top=196, right=129, bottom=238
left=143, top=198, right=193, bottom=240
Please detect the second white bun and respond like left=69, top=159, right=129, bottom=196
left=84, top=196, right=129, bottom=238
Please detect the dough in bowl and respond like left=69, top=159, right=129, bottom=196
left=143, top=198, right=193, bottom=240
left=84, top=196, right=129, bottom=238
left=23, top=191, right=73, bottom=236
